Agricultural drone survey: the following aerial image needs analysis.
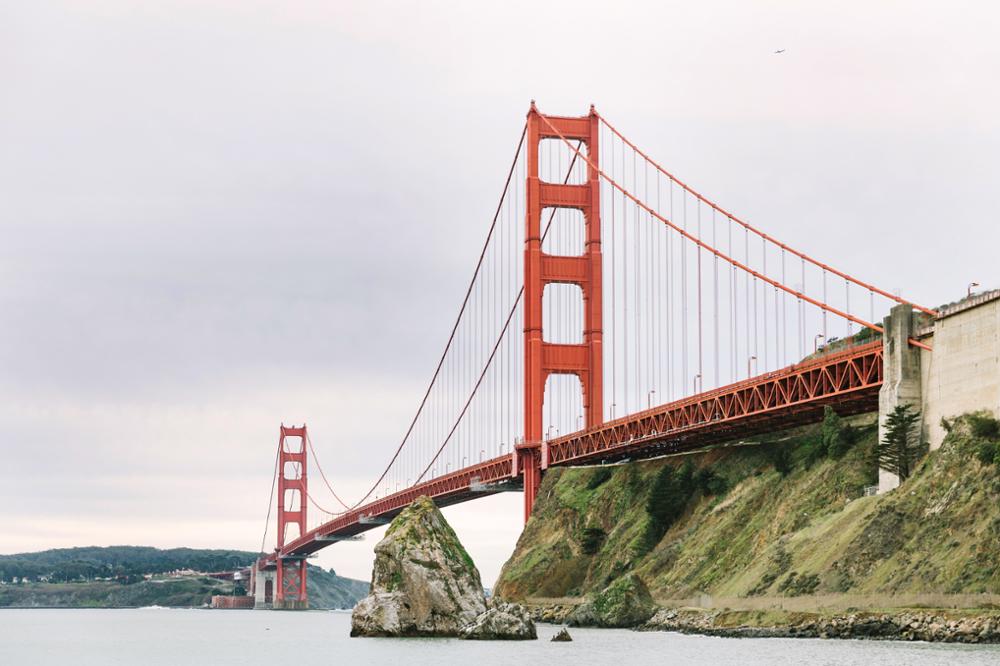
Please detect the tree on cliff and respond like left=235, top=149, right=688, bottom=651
left=878, top=404, right=922, bottom=480
left=822, top=406, right=855, bottom=458
left=642, top=461, right=696, bottom=552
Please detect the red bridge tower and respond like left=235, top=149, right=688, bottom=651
left=275, top=424, right=308, bottom=609
left=517, top=104, right=604, bottom=523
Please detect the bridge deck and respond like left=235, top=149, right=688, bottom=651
left=268, top=341, right=882, bottom=563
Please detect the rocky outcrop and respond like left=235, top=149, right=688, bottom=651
left=351, top=496, right=486, bottom=637
left=461, top=600, right=537, bottom=640
left=350, top=495, right=536, bottom=640
left=568, top=574, right=656, bottom=628
left=528, top=602, right=579, bottom=624
left=640, top=608, right=1000, bottom=643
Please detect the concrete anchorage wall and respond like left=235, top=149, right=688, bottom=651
left=878, top=291, right=1000, bottom=493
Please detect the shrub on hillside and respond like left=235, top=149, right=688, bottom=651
left=769, top=445, right=793, bottom=477
left=801, top=434, right=828, bottom=468
left=579, top=527, right=606, bottom=555
left=976, top=441, right=998, bottom=466
left=769, top=444, right=792, bottom=477
left=969, top=412, right=1000, bottom=440
left=694, top=467, right=728, bottom=495
left=586, top=467, right=615, bottom=490
left=822, top=406, right=856, bottom=458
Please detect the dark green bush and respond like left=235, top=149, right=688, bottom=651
left=579, top=527, right=606, bottom=555
left=969, top=413, right=1000, bottom=440
left=694, top=467, right=728, bottom=495
left=586, top=466, right=615, bottom=490
left=976, top=441, right=998, bottom=466
left=770, top=445, right=793, bottom=477
left=801, top=434, right=827, bottom=468
left=822, top=406, right=855, bottom=458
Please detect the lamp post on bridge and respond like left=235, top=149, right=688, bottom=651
left=692, top=375, right=701, bottom=394
left=647, top=390, right=656, bottom=410
left=480, top=449, right=485, bottom=462
left=814, top=334, right=825, bottom=354
left=968, top=282, right=980, bottom=298
left=747, top=355, right=757, bottom=378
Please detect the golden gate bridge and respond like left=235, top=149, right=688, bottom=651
left=251, top=103, right=935, bottom=609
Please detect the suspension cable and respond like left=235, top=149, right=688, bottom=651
left=536, top=111, right=933, bottom=351
left=595, top=112, right=937, bottom=317
left=329, top=123, right=528, bottom=510
left=258, top=435, right=281, bottom=554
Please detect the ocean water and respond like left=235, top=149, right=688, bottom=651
left=1, top=608, right=999, bottom=665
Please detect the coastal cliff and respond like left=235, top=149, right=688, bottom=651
left=495, top=413, right=1000, bottom=636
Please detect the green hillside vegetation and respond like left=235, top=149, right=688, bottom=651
left=0, top=546, right=257, bottom=583
left=0, top=546, right=369, bottom=609
left=495, top=411, right=1000, bottom=603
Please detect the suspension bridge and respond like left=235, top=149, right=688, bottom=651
left=250, top=103, right=938, bottom=609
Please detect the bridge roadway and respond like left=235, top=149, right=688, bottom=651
left=266, top=340, right=883, bottom=563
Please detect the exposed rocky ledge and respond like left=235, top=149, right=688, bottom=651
left=461, top=600, right=537, bottom=640
left=351, top=495, right=535, bottom=640
left=640, top=608, right=1000, bottom=643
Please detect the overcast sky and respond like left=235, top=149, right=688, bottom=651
left=2, top=1, right=998, bottom=585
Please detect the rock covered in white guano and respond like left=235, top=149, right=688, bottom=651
left=351, top=496, right=486, bottom=637
left=460, top=600, right=537, bottom=640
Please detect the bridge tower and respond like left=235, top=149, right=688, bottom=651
left=275, top=424, right=309, bottom=609
left=518, top=103, right=603, bottom=523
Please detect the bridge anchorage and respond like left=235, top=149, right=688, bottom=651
left=250, top=103, right=950, bottom=610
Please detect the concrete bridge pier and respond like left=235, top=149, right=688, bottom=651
left=878, top=303, right=924, bottom=493
left=252, top=564, right=275, bottom=609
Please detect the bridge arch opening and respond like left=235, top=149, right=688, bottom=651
left=283, top=488, right=301, bottom=513
left=543, top=283, right=584, bottom=344
left=541, top=207, right=585, bottom=256
left=538, top=138, right=588, bottom=185
left=282, top=434, right=303, bottom=454
left=543, top=372, right=584, bottom=441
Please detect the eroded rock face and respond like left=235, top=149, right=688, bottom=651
left=461, top=600, right=537, bottom=640
left=568, top=573, right=657, bottom=628
left=351, top=496, right=486, bottom=637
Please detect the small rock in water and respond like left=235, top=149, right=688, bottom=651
left=550, top=627, right=573, bottom=642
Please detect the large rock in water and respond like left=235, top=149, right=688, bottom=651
left=351, top=496, right=485, bottom=636
left=567, top=573, right=657, bottom=628
left=351, top=495, right=534, bottom=639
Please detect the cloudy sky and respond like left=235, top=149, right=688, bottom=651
left=2, top=1, right=998, bottom=584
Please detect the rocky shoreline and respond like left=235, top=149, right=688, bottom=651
left=526, top=602, right=1000, bottom=643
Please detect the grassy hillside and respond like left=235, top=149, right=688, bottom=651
left=495, top=412, right=1000, bottom=603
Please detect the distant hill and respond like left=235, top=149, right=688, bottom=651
left=0, top=545, right=369, bottom=609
